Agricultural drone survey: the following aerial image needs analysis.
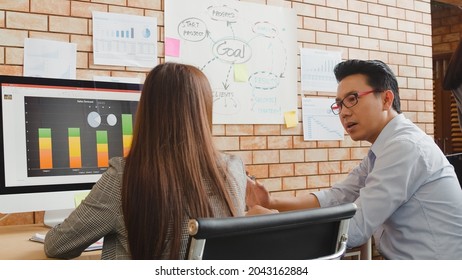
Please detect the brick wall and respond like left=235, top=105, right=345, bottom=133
left=0, top=0, right=433, bottom=227
left=432, top=1, right=462, bottom=54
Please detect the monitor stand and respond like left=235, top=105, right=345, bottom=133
left=44, top=209, right=74, bottom=228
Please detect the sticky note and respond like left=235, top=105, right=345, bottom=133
left=165, top=37, right=180, bottom=57
left=234, top=64, right=248, bottom=82
left=284, top=110, right=297, bottom=128
left=74, top=191, right=90, bottom=207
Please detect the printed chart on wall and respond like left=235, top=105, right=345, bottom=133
left=300, top=48, right=342, bottom=93
left=302, top=98, right=344, bottom=141
left=92, top=12, right=157, bottom=68
left=165, top=0, right=297, bottom=124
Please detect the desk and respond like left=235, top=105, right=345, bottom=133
left=0, top=224, right=101, bottom=260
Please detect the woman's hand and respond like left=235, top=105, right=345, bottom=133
left=245, top=176, right=271, bottom=209
left=246, top=205, right=279, bottom=216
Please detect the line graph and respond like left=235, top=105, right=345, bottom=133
left=302, top=98, right=344, bottom=141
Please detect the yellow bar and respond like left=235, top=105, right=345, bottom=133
left=123, top=135, right=133, bottom=157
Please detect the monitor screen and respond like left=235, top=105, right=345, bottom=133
left=0, top=75, right=141, bottom=222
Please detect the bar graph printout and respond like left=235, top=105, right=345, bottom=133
left=92, top=11, right=157, bottom=68
left=300, top=48, right=342, bottom=93
left=302, top=98, right=344, bottom=141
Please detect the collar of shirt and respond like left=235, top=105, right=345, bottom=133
left=370, top=114, right=406, bottom=158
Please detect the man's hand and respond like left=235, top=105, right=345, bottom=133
left=245, top=176, right=271, bottom=209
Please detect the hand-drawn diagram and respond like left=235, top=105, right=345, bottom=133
left=165, top=0, right=297, bottom=124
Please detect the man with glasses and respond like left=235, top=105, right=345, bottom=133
left=246, top=59, right=462, bottom=259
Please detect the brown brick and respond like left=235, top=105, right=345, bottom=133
left=0, top=11, right=5, bottom=28
left=31, top=0, right=70, bottom=16
left=280, top=149, right=305, bottom=163
left=0, top=0, right=29, bottom=12
left=30, top=31, right=70, bottom=42
left=0, top=29, right=28, bottom=47
left=240, top=136, right=267, bottom=150
left=268, top=136, right=293, bottom=149
left=253, top=150, right=279, bottom=164
left=246, top=164, right=269, bottom=179
left=213, top=136, right=240, bottom=151
left=49, top=16, right=88, bottom=35
left=128, top=0, right=162, bottom=9
left=5, top=47, right=22, bottom=64
left=71, top=1, right=107, bottom=18
left=0, top=47, right=4, bottom=63
left=7, top=12, right=47, bottom=31
left=294, top=162, right=318, bottom=176
left=108, top=6, right=144, bottom=16
left=283, top=176, right=307, bottom=190
left=269, top=163, right=294, bottom=177
left=226, top=124, right=253, bottom=136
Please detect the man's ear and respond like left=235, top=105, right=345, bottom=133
left=383, top=90, right=394, bottom=110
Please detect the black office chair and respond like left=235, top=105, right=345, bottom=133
left=187, top=203, right=357, bottom=260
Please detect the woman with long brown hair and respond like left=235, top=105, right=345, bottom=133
left=443, top=39, right=462, bottom=130
left=44, top=63, right=247, bottom=259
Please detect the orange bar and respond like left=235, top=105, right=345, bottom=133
left=38, top=128, right=53, bottom=169
left=39, top=148, right=53, bottom=169
left=97, top=144, right=109, bottom=167
left=68, top=136, right=82, bottom=168
left=69, top=156, right=81, bottom=168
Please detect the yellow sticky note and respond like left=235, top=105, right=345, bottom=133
left=234, top=64, right=248, bottom=82
left=284, top=111, right=297, bottom=128
left=74, top=191, right=90, bottom=207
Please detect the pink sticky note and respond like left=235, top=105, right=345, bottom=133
left=165, top=37, right=180, bottom=57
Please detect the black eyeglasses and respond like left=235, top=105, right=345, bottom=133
left=330, top=90, right=377, bottom=115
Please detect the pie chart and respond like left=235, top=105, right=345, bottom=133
left=87, top=111, right=101, bottom=128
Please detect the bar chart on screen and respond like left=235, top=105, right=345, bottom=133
left=25, top=96, right=137, bottom=177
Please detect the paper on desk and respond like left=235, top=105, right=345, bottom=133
left=30, top=233, right=103, bottom=251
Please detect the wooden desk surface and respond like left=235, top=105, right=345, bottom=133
left=0, top=224, right=101, bottom=260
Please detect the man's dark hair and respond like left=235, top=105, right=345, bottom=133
left=334, top=59, right=401, bottom=113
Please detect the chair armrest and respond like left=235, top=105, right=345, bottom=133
left=316, top=234, right=348, bottom=260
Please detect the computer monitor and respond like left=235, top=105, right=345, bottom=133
left=0, top=75, right=141, bottom=226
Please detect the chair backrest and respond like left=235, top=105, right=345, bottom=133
left=187, top=203, right=357, bottom=260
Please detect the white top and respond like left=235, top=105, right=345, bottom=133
left=314, top=114, right=462, bottom=259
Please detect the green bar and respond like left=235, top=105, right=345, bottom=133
left=96, top=131, right=108, bottom=144
left=68, top=128, right=80, bottom=137
left=121, top=114, right=133, bottom=135
left=38, top=128, right=51, bottom=138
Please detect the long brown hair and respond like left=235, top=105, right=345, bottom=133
left=443, top=39, right=462, bottom=90
left=122, top=63, right=236, bottom=259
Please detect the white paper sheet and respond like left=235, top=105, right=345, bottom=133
left=92, top=11, right=157, bottom=68
left=302, top=98, right=344, bottom=141
left=23, top=38, right=77, bottom=79
left=301, top=48, right=342, bottom=93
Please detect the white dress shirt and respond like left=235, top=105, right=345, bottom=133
left=314, top=114, right=462, bottom=259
